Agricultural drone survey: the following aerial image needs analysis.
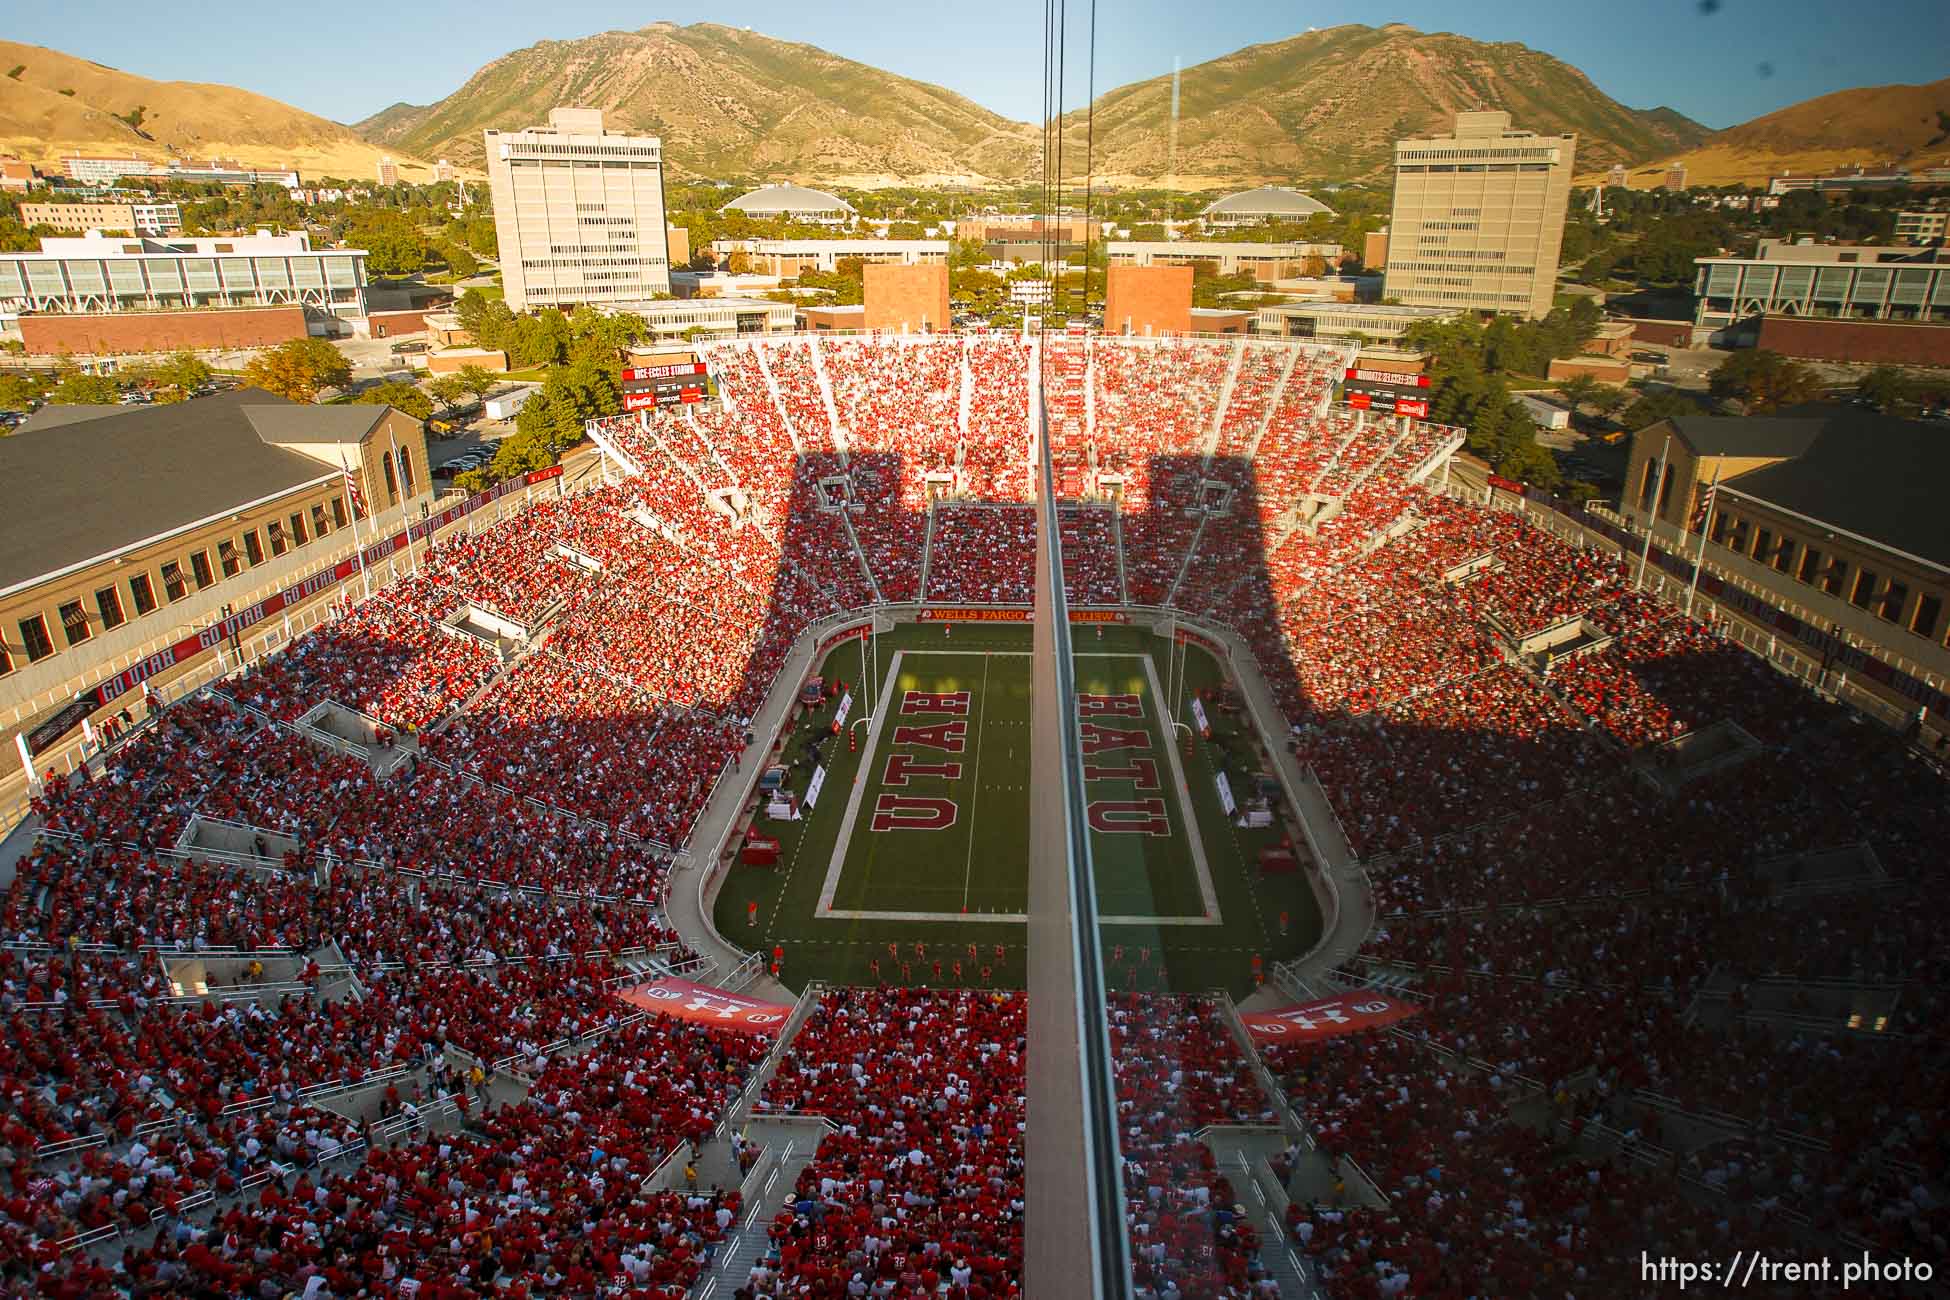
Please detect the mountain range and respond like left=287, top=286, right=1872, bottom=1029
left=1583, top=76, right=1950, bottom=188
left=0, top=39, right=444, bottom=182
left=6, top=24, right=1946, bottom=191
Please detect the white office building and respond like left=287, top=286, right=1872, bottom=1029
left=485, top=108, right=672, bottom=311
left=0, top=230, right=369, bottom=318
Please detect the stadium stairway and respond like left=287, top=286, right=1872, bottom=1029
left=1243, top=347, right=1303, bottom=460
left=1206, top=1130, right=1324, bottom=1298
left=1206, top=338, right=1246, bottom=457
left=695, top=1124, right=828, bottom=1298
left=806, top=336, right=846, bottom=451
left=750, top=345, right=806, bottom=453
left=918, top=501, right=937, bottom=597
left=1111, top=508, right=1132, bottom=603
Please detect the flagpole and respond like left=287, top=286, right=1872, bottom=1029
left=1685, top=456, right=1722, bottom=617
left=389, top=425, right=419, bottom=579
left=340, top=446, right=371, bottom=600
left=1635, top=433, right=1671, bottom=591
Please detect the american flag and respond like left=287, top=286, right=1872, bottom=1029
left=342, top=456, right=367, bottom=519
left=1689, top=477, right=1719, bottom=534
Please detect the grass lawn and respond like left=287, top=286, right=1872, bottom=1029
left=712, top=623, right=1322, bottom=997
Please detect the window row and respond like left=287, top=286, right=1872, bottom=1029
left=0, top=497, right=350, bottom=677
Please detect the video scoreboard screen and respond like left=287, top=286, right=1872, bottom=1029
left=1341, top=366, right=1431, bottom=418
left=621, top=359, right=708, bottom=411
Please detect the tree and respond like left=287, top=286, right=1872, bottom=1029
left=344, top=210, right=430, bottom=276
left=1708, top=349, right=1822, bottom=413
left=356, top=380, right=434, bottom=420
left=138, top=350, right=213, bottom=398
left=243, top=338, right=353, bottom=403
left=0, top=372, right=45, bottom=412
left=46, top=370, right=122, bottom=405
left=427, top=374, right=467, bottom=410
left=1557, top=372, right=1601, bottom=413
left=1589, top=385, right=1630, bottom=420
left=886, top=220, right=924, bottom=238
left=1619, top=388, right=1708, bottom=432
left=463, top=217, right=499, bottom=258
left=441, top=242, right=478, bottom=278
left=454, top=365, right=497, bottom=401
left=1855, top=365, right=1912, bottom=414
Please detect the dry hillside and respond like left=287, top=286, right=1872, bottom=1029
left=356, top=23, right=1040, bottom=186
left=0, top=40, right=448, bottom=181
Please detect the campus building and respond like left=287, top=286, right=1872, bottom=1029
left=710, top=238, right=949, bottom=277
left=1198, top=185, right=1335, bottom=229
left=0, top=231, right=371, bottom=348
left=485, top=108, right=673, bottom=311
left=1623, top=412, right=1950, bottom=714
left=0, top=390, right=431, bottom=772
left=1253, top=301, right=1456, bottom=343
left=18, top=201, right=183, bottom=236
left=1381, top=110, right=1576, bottom=320
left=721, top=183, right=856, bottom=226
left=1105, top=240, right=1342, bottom=284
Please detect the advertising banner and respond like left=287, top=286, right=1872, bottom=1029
left=1215, top=770, right=1237, bottom=817
left=803, top=763, right=829, bottom=812
left=1241, top=994, right=1422, bottom=1044
left=916, top=607, right=1032, bottom=623
left=617, top=978, right=793, bottom=1035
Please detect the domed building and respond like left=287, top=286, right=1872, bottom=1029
left=1200, top=185, right=1335, bottom=228
left=722, top=183, right=857, bottom=227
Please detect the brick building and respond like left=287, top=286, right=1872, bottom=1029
left=1104, top=265, right=1193, bottom=336
left=17, top=305, right=311, bottom=356
left=862, top=263, right=950, bottom=333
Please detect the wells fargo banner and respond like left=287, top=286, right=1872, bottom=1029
left=914, top=607, right=1130, bottom=624
left=1240, top=993, right=1422, bottom=1044
left=618, top=977, right=793, bottom=1035
left=916, top=607, right=1031, bottom=623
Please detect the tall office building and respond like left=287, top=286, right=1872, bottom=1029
left=485, top=108, right=671, bottom=311
left=376, top=156, right=400, bottom=186
left=1381, top=110, right=1576, bottom=320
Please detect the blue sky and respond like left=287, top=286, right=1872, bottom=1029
left=8, top=0, right=1946, bottom=130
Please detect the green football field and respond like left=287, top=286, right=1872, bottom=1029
left=711, top=622, right=1322, bottom=998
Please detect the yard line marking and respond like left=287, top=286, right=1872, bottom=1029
left=959, top=654, right=992, bottom=911
left=1140, top=651, right=1223, bottom=924
left=815, top=649, right=906, bottom=916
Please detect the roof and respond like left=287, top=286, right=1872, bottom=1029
left=17, top=404, right=123, bottom=432
left=1716, top=414, right=1950, bottom=571
left=243, top=402, right=387, bottom=446
left=1665, top=415, right=1828, bottom=460
left=1201, top=185, right=1335, bottom=219
left=0, top=389, right=344, bottom=593
left=722, top=183, right=856, bottom=216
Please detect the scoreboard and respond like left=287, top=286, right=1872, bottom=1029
left=1341, top=366, right=1431, bottom=419
left=621, top=359, right=708, bottom=411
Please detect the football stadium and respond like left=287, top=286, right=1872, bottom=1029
left=5, top=323, right=1947, bottom=1299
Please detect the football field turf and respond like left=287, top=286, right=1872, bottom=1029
left=712, top=623, right=1322, bottom=997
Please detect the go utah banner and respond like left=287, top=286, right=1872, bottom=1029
left=618, top=977, right=793, bottom=1035
left=1240, top=993, right=1422, bottom=1044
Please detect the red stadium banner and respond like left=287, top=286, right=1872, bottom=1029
left=617, top=977, right=793, bottom=1035
left=916, top=607, right=1032, bottom=623
left=914, top=608, right=1129, bottom=625
left=1240, top=993, right=1422, bottom=1044
left=818, top=623, right=872, bottom=652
